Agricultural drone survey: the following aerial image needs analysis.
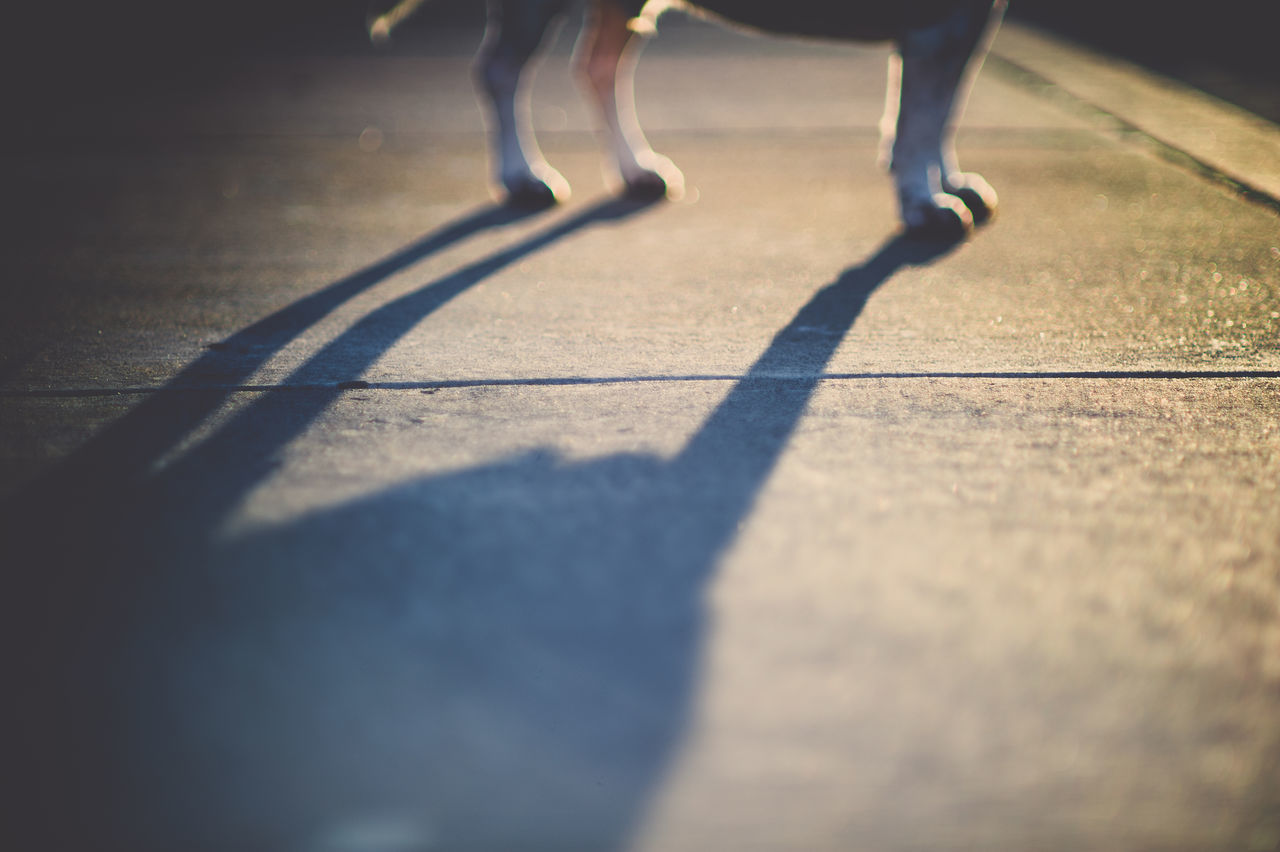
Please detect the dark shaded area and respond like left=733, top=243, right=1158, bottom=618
left=1009, top=0, right=1280, bottom=123
left=4, top=0, right=482, bottom=125
left=8, top=1, right=1276, bottom=127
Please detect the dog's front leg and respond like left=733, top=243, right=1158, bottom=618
left=886, top=0, right=1005, bottom=238
left=476, top=0, right=573, bottom=206
left=576, top=0, right=684, bottom=200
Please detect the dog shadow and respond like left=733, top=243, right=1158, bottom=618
left=3, top=203, right=958, bottom=851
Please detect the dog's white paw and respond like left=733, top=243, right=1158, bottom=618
left=943, top=171, right=997, bottom=225
left=622, top=153, right=685, bottom=202
left=503, top=164, right=570, bottom=209
left=902, top=192, right=973, bottom=241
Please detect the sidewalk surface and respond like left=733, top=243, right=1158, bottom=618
left=3, top=12, right=1278, bottom=852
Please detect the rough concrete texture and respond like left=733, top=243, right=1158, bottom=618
left=2, top=13, right=1278, bottom=852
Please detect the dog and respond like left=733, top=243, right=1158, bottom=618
left=372, top=0, right=1008, bottom=238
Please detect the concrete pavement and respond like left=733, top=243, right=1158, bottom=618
left=2, top=12, right=1278, bottom=852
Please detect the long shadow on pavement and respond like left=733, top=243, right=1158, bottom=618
left=3, top=206, right=958, bottom=850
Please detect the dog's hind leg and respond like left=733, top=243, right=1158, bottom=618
left=575, top=0, right=684, bottom=200
left=476, top=0, right=573, bottom=207
left=886, top=0, right=1006, bottom=237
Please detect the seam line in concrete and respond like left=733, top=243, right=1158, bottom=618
left=15, top=126, right=1093, bottom=147
left=985, top=55, right=1280, bottom=217
left=6, top=370, right=1279, bottom=397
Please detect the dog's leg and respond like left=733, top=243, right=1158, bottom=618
left=886, top=0, right=1005, bottom=237
left=476, top=0, right=573, bottom=207
left=575, top=0, right=684, bottom=200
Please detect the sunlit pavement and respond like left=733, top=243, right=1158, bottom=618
left=3, top=13, right=1278, bottom=852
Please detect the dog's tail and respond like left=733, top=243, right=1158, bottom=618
left=369, top=0, right=433, bottom=44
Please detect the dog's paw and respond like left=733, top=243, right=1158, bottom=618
left=506, top=180, right=559, bottom=209
left=943, top=172, right=997, bottom=225
left=503, top=166, right=570, bottom=210
left=622, top=153, right=685, bottom=202
left=902, top=193, right=973, bottom=241
left=624, top=171, right=672, bottom=201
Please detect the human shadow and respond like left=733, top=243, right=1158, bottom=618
left=4, top=222, right=958, bottom=850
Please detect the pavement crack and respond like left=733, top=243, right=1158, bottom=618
left=5, top=370, right=1280, bottom=398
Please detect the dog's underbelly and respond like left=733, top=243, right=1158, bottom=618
left=635, top=0, right=969, bottom=41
